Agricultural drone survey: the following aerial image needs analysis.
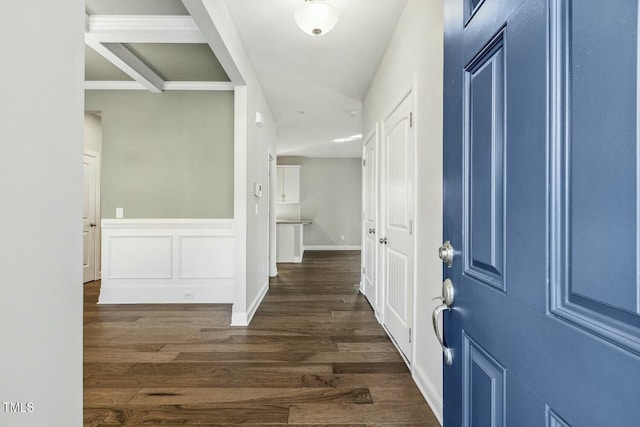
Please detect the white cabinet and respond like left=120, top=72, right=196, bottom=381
left=276, top=165, right=300, bottom=204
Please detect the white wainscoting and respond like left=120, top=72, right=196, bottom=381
left=99, top=219, right=234, bottom=304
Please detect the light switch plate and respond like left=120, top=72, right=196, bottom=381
left=116, top=208, right=124, bottom=219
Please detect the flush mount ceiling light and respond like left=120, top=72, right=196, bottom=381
left=294, top=0, right=339, bottom=37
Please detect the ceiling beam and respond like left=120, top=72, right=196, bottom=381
left=85, top=81, right=235, bottom=91
left=181, top=0, right=245, bottom=85
left=85, top=38, right=165, bottom=93
left=86, top=15, right=206, bottom=43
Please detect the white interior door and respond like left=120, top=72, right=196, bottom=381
left=363, top=127, right=378, bottom=311
left=381, top=91, right=414, bottom=361
left=83, top=152, right=98, bottom=283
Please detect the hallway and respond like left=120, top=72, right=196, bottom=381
left=84, top=251, right=439, bottom=425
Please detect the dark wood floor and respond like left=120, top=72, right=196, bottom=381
left=84, top=250, right=440, bottom=426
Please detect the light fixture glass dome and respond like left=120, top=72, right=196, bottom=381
left=294, top=0, right=339, bottom=37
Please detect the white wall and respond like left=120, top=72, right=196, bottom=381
left=277, top=157, right=362, bottom=248
left=0, top=2, right=84, bottom=425
left=363, top=0, right=444, bottom=422
left=194, top=0, right=278, bottom=325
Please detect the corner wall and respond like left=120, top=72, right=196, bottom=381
left=193, top=0, right=278, bottom=325
left=363, top=0, right=444, bottom=422
left=0, top=1, right=84, bottom=425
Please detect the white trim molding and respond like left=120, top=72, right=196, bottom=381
left=84, top=81, right=235, bottom=91
left=304, top=245, right=362, bottom=251
left=413, top=364, right=444, bottom=425
left=231, top=279, right=269, bottom=326
left=99, top=219, right=235, bottom=304
left=86, top=15, right=206, bottom=44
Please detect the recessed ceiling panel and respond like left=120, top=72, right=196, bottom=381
left=85, top=45, right=133, bottom=81
left=125, top=44, right=230, bottom=82
left=86, top=0, right=188, bottom=15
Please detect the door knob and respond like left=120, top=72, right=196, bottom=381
left=438, top=241, right=454, bottom=267
left=432, top=278, right=455, bottom=366
left=90, top=223, right=97, bottom=227
left=379, top=237, right=387, bottom=244
left=368, top=228, right=374, bottom=234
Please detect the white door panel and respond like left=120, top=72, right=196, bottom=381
left=363, top=128, right=378, bottom=310
left=381, top=92, right=414, bottom=361
left=83, top=152, right=98, bottom=283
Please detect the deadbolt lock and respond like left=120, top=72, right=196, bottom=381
left=438, top=241, right=454, bottom=267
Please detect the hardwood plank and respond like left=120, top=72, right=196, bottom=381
left=175, top=351, right=404, bottom=364
left=84, top=405, right=290, bottom=425
left=84, top=388, right=139, bottom=405
left=288, top=403, right=438, bottom=425
left=368, top=387, right=428, bottom=404
left=336, top=343, right=398, bottom=353
left=163, top=342, right=340, bottom=353
left=83, top=251, right=439, bottom=425
left=129, top=387, right=372, bottom=404
left=332, top=362, right=410, bottom=374
left=302, top=373, right=416, bottom=389
left=90, top=424, right=366, bottom=427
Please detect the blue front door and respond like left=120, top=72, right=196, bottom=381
left=442, top=0, right=640, bottom=425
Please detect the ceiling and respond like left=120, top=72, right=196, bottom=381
left=85, top=0, right=408, bottom=158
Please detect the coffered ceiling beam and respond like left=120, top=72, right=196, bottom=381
left=86, top=15, right=206, bottom=44
left=84, top=81, right=235, bottom=91
left=85, top=38, right=165, bottom=93
left=181, top=0, right=245, bottom=85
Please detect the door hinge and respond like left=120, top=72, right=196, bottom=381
left=409, top=219, right=413, bottom=235
left=410, top=112, right=413, bottom=128
left=409, top=327, right=412, bottom=343
left=362, top=266, right=365, bottom=274
left=363, top=158, right=366, bottom=167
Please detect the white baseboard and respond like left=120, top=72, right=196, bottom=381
left=231, top=279, right=269, bottom=326
left=303, top=245, right=362, bottom=251
left=248, top=279, right=269, bottom=323
left=413, top=364, right=444, bottom=426
left=98, top=280, right=234, bottom=304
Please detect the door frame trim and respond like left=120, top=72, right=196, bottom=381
left=84, top=149, right=101, bottom=281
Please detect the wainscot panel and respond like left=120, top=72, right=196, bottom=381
left=99, top=219, right=234, bottom=304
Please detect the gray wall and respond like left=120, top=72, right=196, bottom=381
left=277, top=157, right=362, bottom=247
left=85, top=90, right=234, bottom=219
left=0, top=1, right=83, bottom=425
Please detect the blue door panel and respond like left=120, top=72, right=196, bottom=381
left=502, top=0, right=549, bottom=311
left=443, top=0, right=640, bottom=424
left=549, top=0, right=640, bottom=356
left=463, top=334, right=505, bottom=427
left=465, top=33, right=506, bottom=291
left=463, top=281, right=640, bottom=425
left=505, top=374, right=546, bottom=427
left=565, top=0, right=639, bottom=313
